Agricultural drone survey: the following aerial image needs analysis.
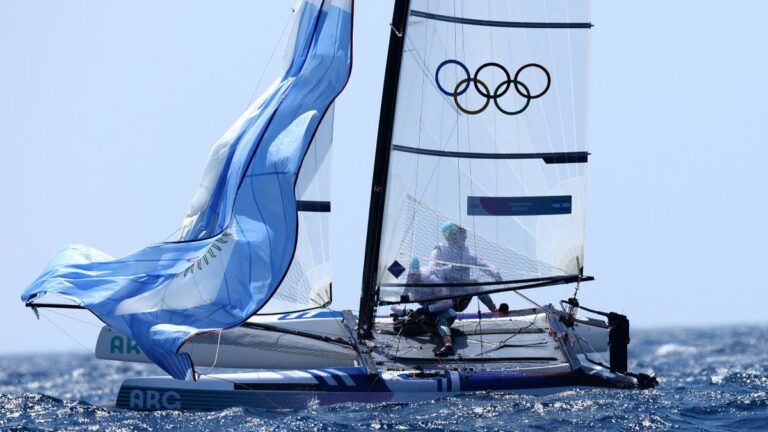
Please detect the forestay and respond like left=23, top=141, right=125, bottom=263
left=376, top=0, right=592, bottom=304
left=22, top=0, right=353, bottom=379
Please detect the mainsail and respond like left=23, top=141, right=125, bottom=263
left=360, top=0, right=591, bottom=333
left=22, top=0, right=353, bottom=379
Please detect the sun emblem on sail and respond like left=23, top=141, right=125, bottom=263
left=435, top=60, right=551, bottom=116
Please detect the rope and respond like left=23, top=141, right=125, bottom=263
left=392, top=313, right=408, bottom=356
left=575, top=334, right=609, bottom=366
left=198, top=330, right=223, bottom=377
left=571, top=257, right=583, bottom=299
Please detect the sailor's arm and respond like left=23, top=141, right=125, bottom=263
left=474, top=254, right=502, bottom=281
left=427, top=246, right=442, bottom=268
left=478, top=293, right=497, bottom=312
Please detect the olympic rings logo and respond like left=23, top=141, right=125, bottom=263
left=435, top=60, right=551, bottom=116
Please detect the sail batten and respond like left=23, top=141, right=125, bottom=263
left=410, top=10, right=592, bottom=29
left=393, top=145, right=588, bottom=163
left=296, top=201, right=331, bottom=212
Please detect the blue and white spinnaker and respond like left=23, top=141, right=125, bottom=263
left=22, top=0, right=353, bottom=380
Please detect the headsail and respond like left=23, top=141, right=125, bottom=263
left=22, top=0, right=353, bottom=380
left=361, top=0, right=591, bottom=326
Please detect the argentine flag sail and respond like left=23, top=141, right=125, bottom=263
left=21, top=0, right=353, bottom=380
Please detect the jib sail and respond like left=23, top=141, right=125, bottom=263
left=22, top=0, right=353, bottom=379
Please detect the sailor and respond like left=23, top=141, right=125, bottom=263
left=411, top=223, right=503, bottom=357
left=390, top=258, right=458, bottom=357
left=428, top=222, right=501, bottom=313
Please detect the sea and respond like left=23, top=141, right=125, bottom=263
left=1, top=326, right=767, bottom=431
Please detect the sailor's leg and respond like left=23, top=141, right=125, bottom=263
left=434, top=309, right=456, bottom=357
left=434, top=310, right=453, bottom=339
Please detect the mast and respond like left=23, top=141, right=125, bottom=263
left=358, top=0, right=411, bottom=339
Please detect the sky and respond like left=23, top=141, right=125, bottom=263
left=0, top=0, right=767, bottom=354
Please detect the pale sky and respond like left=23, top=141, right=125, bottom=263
left=1, top=0, right=766, bottom=354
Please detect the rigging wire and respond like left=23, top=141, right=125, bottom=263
left=161, top=226, right=182, bottom=243
left=473, top=320, right=542, bottom=356
left=512, top=290, right=548, bottom=314
left=44, top=309, right=102, bottom=329
left=39, top=312, right=93, bottom=355
left=157, top=6, right=295, bottom=245
left=244, top=7, right=296, bottom=110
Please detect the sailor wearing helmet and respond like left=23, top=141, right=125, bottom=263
left=409, top=222, right=502, bottom=357
left=428, top=222, right=501, bottom=312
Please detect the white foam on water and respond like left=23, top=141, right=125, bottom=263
left=654, top=343, right=699, bottom=356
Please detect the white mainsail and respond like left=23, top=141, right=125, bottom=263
left=372, top=0, right=592, bottom=304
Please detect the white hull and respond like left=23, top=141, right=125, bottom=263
left=104, top=306, right=647, bottom=412
left=117, top=364, right=635, bottom=411
left=96, top=309, right=608, bottom=370
left=96, top=311, right=359, bottom=370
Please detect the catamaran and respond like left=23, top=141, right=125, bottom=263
left=23, top=0, right=656, bottom=411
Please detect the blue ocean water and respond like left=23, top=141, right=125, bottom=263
left=1, top=326, right=767, bottom=431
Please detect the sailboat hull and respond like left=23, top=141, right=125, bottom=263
left=115, top=365, right=636, bottom=411
left=95, top=311, right=360, bottom=370
left=96, top=309, right=608, bottom=370
left=109, top=306, right=645, bottom=412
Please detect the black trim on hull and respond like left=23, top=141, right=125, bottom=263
left=391, top=356, right=560, bottom=364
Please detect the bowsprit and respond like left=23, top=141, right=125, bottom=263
left=435, top=59, right=551, bottom=115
